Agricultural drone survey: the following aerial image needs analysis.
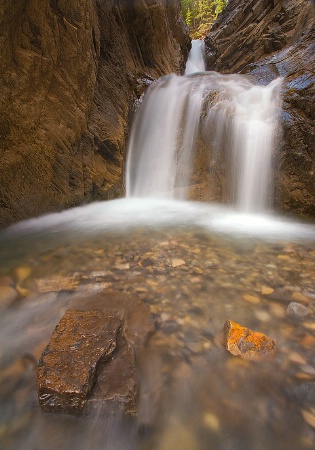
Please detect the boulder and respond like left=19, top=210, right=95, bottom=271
left=37, top=310, right=122, bottom=414
left=37, top=291, right=155, bottom=415
left=0, top=0, right=190, bottom=227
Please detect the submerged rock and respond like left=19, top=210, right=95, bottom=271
left=286, top=302, right=311, bottom=321
left=223, top=320, right=276, bottom=361
left=85, top=330, right=137, bottom=415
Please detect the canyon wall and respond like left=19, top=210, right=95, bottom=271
left=205, top=0, right=315, bottom=217
left=0, top=0, right=189, bottom=227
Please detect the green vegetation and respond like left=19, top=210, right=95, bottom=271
left=181, top=0, right=228, bottom=38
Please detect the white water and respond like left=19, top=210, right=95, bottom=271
left=6, top=198, right=315, bottom=242
left=1, top=41, right=315, bottom=450
left=185, top=39, right=206, bottom=74
left=126, top=42, right=283, bottom=213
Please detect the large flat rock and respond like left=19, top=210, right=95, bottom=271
left=37, top=292, right=155, bottom=415
left=37, top=309, right=121, bottom=414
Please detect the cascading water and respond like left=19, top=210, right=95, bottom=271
left=1, top=39, right=315, bottom=450
left=184, top=39, right=206, bottom=74
left=126, top=40, right=282, bottom=213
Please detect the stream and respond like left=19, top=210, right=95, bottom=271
left=0, top=41, right=315, bottom=450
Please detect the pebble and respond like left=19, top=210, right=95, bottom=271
left=186, top=342, right=206, bottom=354
left=16, top=284, right=33, bottom=298
left=171, top=259, right=186, bottom=268
left=1, top=226, right=315, bottom=449
left=14, top=266, right=32, bottom=283
left=0, top=286, right=18, bottom=307
left=261, top=285, right=274, bottom=295
left=277, top=255, right=290, bottom=261
left=161, top=313, right=171, bottom=322
left=292, top=291, right=311, bottom=304
left=301, top=409, right=315, bottom=429
left=300, top=335, right=315, bottom=348
left=287, top=302, right=311, bottom=320
left=303, top=322, right=315, bottom=331
left=203, top=412, right=220, bottom=431
left=242, top=294, right=260, bottom=304
left=302, top=365, right=315, bottom=376
left=254, top=310, right=271, bottom=322
left=270, top=303, right=285, bottom=318
left=114, top=263, right=130, bottom=270
left=288, top=352, right=307, bottom=365
left=161, top=320, right=180, bottom=335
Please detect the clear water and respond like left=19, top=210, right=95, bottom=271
left=1, top=199, right=315, bottom=450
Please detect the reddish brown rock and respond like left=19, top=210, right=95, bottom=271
left=37, top=292, right=155, bottom=415
left=69, top=290, right=156, bottom=352
left=223, top=320, right=276, bottom=361
left=37, top=309, right=121, bottom=414
left=0, top=0, right=190, bottom=227
left=86, top=330, right=137, bottom=415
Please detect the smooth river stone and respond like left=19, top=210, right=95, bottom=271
left=286, top=302, right=311, bottom=320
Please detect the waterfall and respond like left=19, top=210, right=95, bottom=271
left=185, top=40, right=206, bottom=75
left=126, top=42, right=282, bottom=213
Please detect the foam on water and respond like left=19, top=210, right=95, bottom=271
left=4, top=198, right=315, bottom=242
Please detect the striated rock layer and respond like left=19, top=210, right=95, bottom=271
left=205, top=0, right=315, bottom=218
left=0, top=0, right=190, bottom=227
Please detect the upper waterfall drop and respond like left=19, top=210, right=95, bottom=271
left=126, top=43, right=283, bottom=214
left=185, top=40, right=206, bottom=74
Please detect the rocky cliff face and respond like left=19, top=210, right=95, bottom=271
left=0, top=0, right=189, bottom=227
left=205, top=0, right=315, bottom=218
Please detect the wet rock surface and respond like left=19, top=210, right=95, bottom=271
left=86, top=330, right=137, bottom=416
left=0, top=0, right=189, bottom=227
left=204, top=0, right=315, bottom=218
left=37, top=309, right=121, bottom=414
left=37, top=292, right=155, bottom=416
left=287, top=302, right=312, bottom=321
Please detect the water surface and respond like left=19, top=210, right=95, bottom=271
left=1, top=199, right=315, bottom=450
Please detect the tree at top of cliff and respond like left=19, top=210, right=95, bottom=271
left=181, top=0, right=228, bottom=38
